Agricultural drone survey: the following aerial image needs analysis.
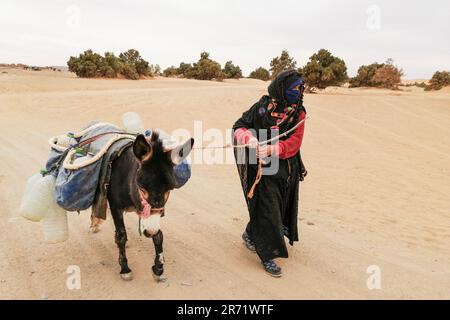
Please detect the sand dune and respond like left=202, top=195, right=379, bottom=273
left=0, top=68, right=449, bottom=299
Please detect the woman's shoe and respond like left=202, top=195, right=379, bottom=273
left=242, top=231, right=256, bottom=252
left=261, top=260, right=283, bottom=277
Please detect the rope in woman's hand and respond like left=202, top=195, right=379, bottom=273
left=190, top=116, right=309, bottom=199
left=192, top=116, right=308, bottom=150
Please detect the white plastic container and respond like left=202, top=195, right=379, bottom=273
left=122, top=112, right=145, bottom=134
left=19, top=173, right=56, bottom=222
left=20, top=173, right=41, bottom=206
left=42, top=201, right=68, bottom=244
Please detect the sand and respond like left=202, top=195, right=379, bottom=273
left=0, top=68, right=449, bottom=299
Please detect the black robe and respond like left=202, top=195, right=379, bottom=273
left=232, top=70, right=306, bottom=262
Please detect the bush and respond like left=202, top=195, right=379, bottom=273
left=149, top=64, right=161, bottom=76
left=222, top=61, right=242, bottom=79
left=165, top=53, right=241, bottom=81
left=371, top=60, right=403, bottom=89
left=349, top=62, right=384, bottom=87
left=249, top=67, right=270, bottom=81
left=300, top=49, right=348, bottom=89
left=178, top=62, right=193, bottom=77
left=119, top=49, right=150, bottom=77
left=350, top=59, right=403, bottom=89
left=163, top=66, right=179, bottom=77
left=415, top=82, right=428, bottom=88
left=270, top=50, right=297, bottom=79
left=67, top=49, right=152, bottom=80
left=425, top=71, right=450, bottom=91
left=189, top=52, right=223, bottom=80
left=403, top=81, right=427, bottom=88
left=67, top=49, right=102, bottom=78
left=98, top=52, right=123, bottom=78
left=121, top=64, right=139, bottom=80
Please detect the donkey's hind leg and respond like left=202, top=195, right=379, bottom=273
left=111, top=206, right=133, bottom=280
left=89, top=213, right=104, bottom=234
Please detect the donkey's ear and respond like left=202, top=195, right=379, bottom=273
left=169, top=138, right=194, bottom=165
left=133, top=134, right=153, bottom=162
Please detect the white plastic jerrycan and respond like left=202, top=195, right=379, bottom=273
left=19, top=173, right=56, bottom=222
left=42, top=201, right=68, bottom=244
left=122, top=112, right=145, bottom=134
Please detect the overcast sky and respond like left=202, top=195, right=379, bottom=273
left=1, top=0, right=449, bottom=78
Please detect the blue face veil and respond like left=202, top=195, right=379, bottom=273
left=285, top=78, right=305, bottom=104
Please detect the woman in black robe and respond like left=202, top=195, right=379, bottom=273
left=232, top=69, right=307, bottom=277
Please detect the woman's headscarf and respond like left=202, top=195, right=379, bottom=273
left=268, top=69, right=305, bottom=104
left=263, top=69, right=305, bottom=134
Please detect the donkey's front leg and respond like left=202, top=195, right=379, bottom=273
left=111, top=206, right=133, bottom=281
left=146, top=229, right=165, bottom=281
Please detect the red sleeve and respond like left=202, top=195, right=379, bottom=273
left=276, top=110, right=306, bottom=159
left=233, top=128, right=254, bottom=144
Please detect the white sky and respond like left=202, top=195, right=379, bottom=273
left=1, top=0, right=449, bottom=78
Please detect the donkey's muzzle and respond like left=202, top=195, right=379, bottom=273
left=151, top=207, right=165, bottom=216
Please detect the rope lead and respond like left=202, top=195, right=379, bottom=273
left=246, top=147, right=263, bottom=199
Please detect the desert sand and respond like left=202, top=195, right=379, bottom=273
left=0, top=67, right=449, bottom=299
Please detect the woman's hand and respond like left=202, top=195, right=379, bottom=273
left=258, top=145, right=276, bottom=158
left=247, top=136, right=259, bottom=149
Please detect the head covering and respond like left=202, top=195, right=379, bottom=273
left=232, top=69, right=306, bottom=138
left=263, top=69, right=305, bottom=132
left=268, top=69, right=304, bottom=104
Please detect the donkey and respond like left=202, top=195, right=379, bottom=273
left=92, top=132, right=193, bottom=281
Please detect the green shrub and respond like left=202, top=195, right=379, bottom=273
left=121, top=64, right=139, bottom=80
left=403, top=81, right=427, bottom=88
left=415, top=82, right=428, bottom=88
left=350, top=59, right=403, bottom=89
left=249, top=67, right=270, bottom=81
left=67, top=49, right=102, bottom=78
left=349, top=62, right=384, bottom=87
left=67, top=49, right=152, bottom=80
left=222, top=61, right=242, bottom=79
left=270, top=50, right=297, bottom=79
left=300, top=49, right=348, bottom=89
left=98, top=52, right=123, bottom=78
left=178, top=62, right=193, bottom=77
left=163, top=66, right=179, bottom=77
left=119, top=49, right=150, bottom=77
left=189, top=52, right=222, bottom=80
left=425, top=71, right=450, bottom=91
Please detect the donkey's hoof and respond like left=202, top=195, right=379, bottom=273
left=152, top=273, right=167, bottom=282
left=120, top=272, right=133, bottom=281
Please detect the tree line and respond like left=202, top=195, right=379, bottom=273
left=162, top=52, right=242, bottom=80
left=67, top=49, right=449, bottom=91
left=67, top=49, right=160, bottom=80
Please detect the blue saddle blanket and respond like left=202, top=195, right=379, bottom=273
left=46, top=123, right=191, bottom=212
